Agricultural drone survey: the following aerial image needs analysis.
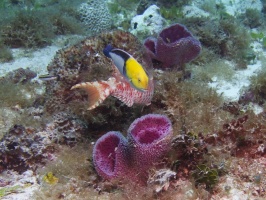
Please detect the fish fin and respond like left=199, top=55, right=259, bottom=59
left=103, top=44, right=113, bottom=58
left=71, top=80, right=112, bottom=110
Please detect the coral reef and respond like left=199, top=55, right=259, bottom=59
left=78, top=0, right=112, bottom=35
left=130, top=5, right=166, bottom=40
left=2, top=67, right=37, bottom=84
left=0, top=110, right=87, bottom=174
left=0, top=124, right=54, bottom=173
left=45, top=112, right=88, bottom=146
left=1, top=1, right=266, bottom=199
left=44, top=30, right=155, bottom=133
left=144, top=23, right=201, bottom=69
left=93, top=114, right=173, bottom=183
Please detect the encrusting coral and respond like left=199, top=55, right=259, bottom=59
left=144, top=23, right=201, bottom=68
left=93, top=114, right=173, bottom=184
left=44, top=30, right=149, bottom=114
left=78, top=0, right=112, bottom=35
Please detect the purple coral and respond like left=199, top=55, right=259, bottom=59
left=93, top=131, right=130, bottom=180
left=93, top=114, right=173, bottom=183
left=144, top=23, right=201, bottom=68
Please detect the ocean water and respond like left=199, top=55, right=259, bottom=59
left=0, top=0, right=266, bottom=199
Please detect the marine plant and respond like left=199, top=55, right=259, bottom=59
left=190, top=59, right=234, bottom=82
left=248, top=61, right=266, bottom=104
left=0, top=39, right=13, bottom=62
left=160, top=6, right=183, bottom=21
left=0, top=80, right=40, bottom=108
left=0, top=185, right=21, bottom=198
left=157, top=0, right=191, bottom=8
left=180, top=15, right=252, bottom=68
left=192, top=164, right=219, bottom=190
left=251, top=31, right=266, bottom=48
left=241, top=8, right=263, bottom=28
left=0, top=9, right=53, bottom=48
left=0, top=0, right=85, bottom=48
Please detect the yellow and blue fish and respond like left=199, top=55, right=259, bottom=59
left=103, top=45, right=149, bottom=92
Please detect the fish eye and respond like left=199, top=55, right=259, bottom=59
left=138, top=78, right=141, bottom=83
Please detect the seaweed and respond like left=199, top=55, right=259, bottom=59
left=181, top=15, right=252, bottom=69
left=158, top=0, right=191, bottom=8
left=192, top=164, right=219, bottom=190
left=160, top=6, right=183, bottom=21
left=0, top=0, right=85, bottom=48
left=0, top=38, right=13, bottom=62
left=248, top=60, right=266, bottom=104
left=241, top=8, right=263, bottom=28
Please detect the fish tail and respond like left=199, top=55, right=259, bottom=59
left=103, top=44, right=113, bottom=58
left=71, top=78, right=115, bottom=110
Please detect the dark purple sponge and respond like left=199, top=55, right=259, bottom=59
left=127, top=114, right=173, bottom=170
left=144, top=23, right=201, bottom=68
left=93, top=131, right=130, bottom=180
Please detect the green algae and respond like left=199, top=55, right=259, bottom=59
left=0, top=0, right=85, bottom=48
left=192, top=164, right=219, bottom=190
left=0, top=185, right=21, bottom=198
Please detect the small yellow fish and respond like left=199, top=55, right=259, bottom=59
left=103, top=45, right=149, bottom=92
left=43, top=172, right=59, bottom=185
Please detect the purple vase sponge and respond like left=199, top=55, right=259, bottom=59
left=93, top=114, right=173, bottom=183
left=93, top=131, right=130, bottom=180
left=127, top=114, right=173, bottom=169
left=144, top=23, right=201, bottom=68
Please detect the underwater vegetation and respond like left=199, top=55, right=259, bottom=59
left=0, top=0, right=89, bottom=49
left=0, top=38, right=13, bottom=62
left=241, top=8, right=263, bottom=28
left=157, top=0, right=191, bottom=8
left=244, top=58, right=266, bottom=105
left=181, top=16, right=252, bottom=68
left=0, top=68, right=40, bottom=108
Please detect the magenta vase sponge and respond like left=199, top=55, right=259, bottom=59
left=92, top=131, right=130, bottom=180
left=144, top=23, right=201, bottom=68
left=93, top=114, right=173, bottom=183
left=127, top=114, right=173, bottom=169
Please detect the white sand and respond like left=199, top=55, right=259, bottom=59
left=0, top=46, right=60, bottom=77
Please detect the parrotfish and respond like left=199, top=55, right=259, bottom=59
left=71, top=65, right=154, bottom=110
left=103, top=45, right=149, bottom=92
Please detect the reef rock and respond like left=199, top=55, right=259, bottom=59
left=130, top=5, right=166, bottom=39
